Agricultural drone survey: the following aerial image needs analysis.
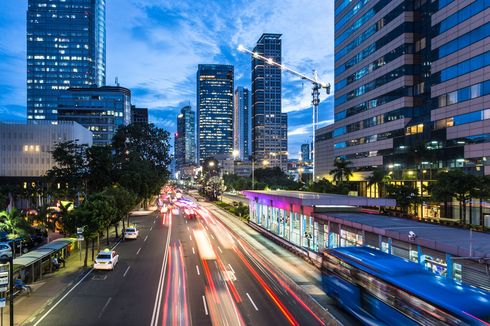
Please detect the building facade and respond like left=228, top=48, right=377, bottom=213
left=197, top=64, right=234, bottom=163
left=57, top=86, right=131, bottom=146
left=0, top=121, right=92, bottom=180
left=316, top=0, right=490, bottom=222
left=131, top=106, right=148, bottom=125
left=251, top=33, right=288, bottom=171
left=27, top=0, right=106, bottom=121
left=301, top=143, right=310, bottom=162
left=234, top=87, right=251, bottom=160
left=174, top=105, right=196, bottom=173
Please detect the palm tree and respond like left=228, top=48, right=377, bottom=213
left=367, top=168, right=391, bottom=198
left=329, top=158, right=353, bottom=184
left=0, top=209, right=29, bottom=239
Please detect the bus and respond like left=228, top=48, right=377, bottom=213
left=321, top=246, right=490, bottom=325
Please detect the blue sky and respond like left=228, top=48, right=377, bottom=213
left=0, top=0, right=335, bottom=158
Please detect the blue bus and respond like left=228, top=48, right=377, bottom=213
left=321, top=246, right=490, bottom=325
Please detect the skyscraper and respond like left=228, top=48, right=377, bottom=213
left=57, top=86, right=131, bottom=146
left=234, top=86, right=251, bottom=160
left=175, top=105, right=196, bottom=172
left=301, top=143, right=310, bottom=162
left=251, top=33, right=288, bottom=171
left=197, top=64, right=234, bottom=163
left=315, top=0, right=490, bottom=222
left=131, top=106, right=148, bottom=125
left=27, top=0, right=106, bottom=121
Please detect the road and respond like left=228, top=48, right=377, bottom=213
left=26, top=199, right=327, bottom=326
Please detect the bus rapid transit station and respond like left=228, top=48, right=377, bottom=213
left=242, top=190, right=490, bottom=291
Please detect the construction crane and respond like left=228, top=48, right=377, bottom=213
left=237, top=44, right=331, bottom=180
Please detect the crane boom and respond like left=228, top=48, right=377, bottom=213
left=238, top=44, right=331, bottom=180
left=238, top=45, right=330, bottom=93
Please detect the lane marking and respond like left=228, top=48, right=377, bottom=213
left=218, top=246, right=222, bottom=254
left=246, top=293, right=259, bottom=311
left=32, top=240, right=122, bottom=326
left=144, top=235, right=148, bottom=242
left=228, top=264, right=235, bottom=274
left=98, top=297, right=112, bottom=319
left=150, top=213, right=172, bottom=326
left=150, top=226, right=153, bottom=231
left=123, top=265, right=131, bottom=278
left=153, top=220, right=156, bottom=224
left=192, top=247, right=195, bottom=255
left=202, top=295, right=208, bottom=315
left=187, top=226, right=190, bottom=231
left=189, top=235, right=192, bottom=241
left=196, top=265, right=200, bottom=276
left=136, top=248, right=141, bottom=255
left=210, top=234, right=215, bottom=240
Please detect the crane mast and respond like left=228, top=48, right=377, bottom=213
left=238, top=45, right=330, bottom=180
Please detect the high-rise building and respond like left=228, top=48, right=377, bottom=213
left=27, top=0, right=106, bottom=121
left=197, top=64, right=234, bottom=163
left=131, top=106, right=148, bottom=125
left=234, top=86, right=251, bottom=160
left=301, top=143, right=310, bottom=162
left=174, top=105, right=196, bottom=172
left=57, top=86, right=131, bottom=146
left=251, top=33, right=288, bottom=171
left=316, top=0, right=490, bottom=222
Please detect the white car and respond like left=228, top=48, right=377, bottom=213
left=0, top=243, right=12, bottom=260
left=124, top=227, right=139, bottom=240
left=94, top=249, right=119, bottom=270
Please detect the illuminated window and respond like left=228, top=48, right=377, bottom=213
left=405, top=124, right=424, bottom=135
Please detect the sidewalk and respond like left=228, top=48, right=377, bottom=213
left=5, top=224, right=123, bottom=326
left=202, top=201, right=359, bottom=325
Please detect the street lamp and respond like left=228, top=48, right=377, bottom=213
left=232, top=150, right=239, bottom=160
left=208, top=161, right=215, bottom=168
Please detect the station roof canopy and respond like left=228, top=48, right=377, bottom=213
left=242, top=190, right=396, bottom=209
left=13, top=238, right=74, bottom=268
left=320, top=212, right=490, bottom=259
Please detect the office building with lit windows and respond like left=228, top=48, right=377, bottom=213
left=196, top=64, right=234, bottom=163
left=251, top=33, right=288, bottom=172
left=234, top=86, right=251, bottom=160
left=175, top=105, right=196, bottom=173
left=27, top=0, right=106, bottom=121
left=316, top=0, right=490, bottom=223
left=57, top=86, right=131, bottom=146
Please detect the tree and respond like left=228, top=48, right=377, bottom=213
left=367, top=168, right=391, bottom=198
left=102, top=186, right=137, bottom=238
left=204, top=176, right=225, bottom=201
left=0, top=209, right=29, bottom=238
left=86, top=146, right=114, bottom=193
left=112, top=124, right=172, bottom=208
left=428, top=171, right=454, bottom=219
left=46, top=141, right=89, bottom=201
left=329, top=158, right=353, bottom=183
left=386, top=184, right=421, bottom=217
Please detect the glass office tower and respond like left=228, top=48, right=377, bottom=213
left=175, top=105, right=196, bottom=171
left=57, top=86, right=130, bottom=146
left=27, top=0, right=106, bottom=120
left=251, top=33, right=288, bottom=172
left=196, top=64, right=234, bottom=163
left=316, top=0, right=490, bottom=222
left=234, top=86, right=251, bottom=160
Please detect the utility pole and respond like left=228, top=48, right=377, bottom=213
left=238, top=45, right=330, bottom=180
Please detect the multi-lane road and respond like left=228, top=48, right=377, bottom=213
left=26, top=198, right=329, bottom=326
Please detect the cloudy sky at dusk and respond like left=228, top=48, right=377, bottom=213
left=0, top=0, right=334, bottom=157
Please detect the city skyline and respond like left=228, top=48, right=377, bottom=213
left=0, top=0, right=335, bottom=156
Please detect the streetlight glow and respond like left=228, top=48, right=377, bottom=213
left=208, top=161, right=215, bottom=167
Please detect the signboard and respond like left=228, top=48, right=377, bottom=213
left=77, top=227, right=84, bottom=241
left=0, top=272, right=8, bottom=292
left=0, top=298, right=5, bottom=308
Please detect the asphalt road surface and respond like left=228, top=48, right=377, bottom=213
left=27, top=200, right=329, bottom=326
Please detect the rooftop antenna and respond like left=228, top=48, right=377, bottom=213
left=115, top=77, right=120, bottom=86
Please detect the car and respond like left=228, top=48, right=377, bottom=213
left=184, top=208, right=196, bottom=219
left=172, top=207, right=180, bottom=215
left=123, top=227, right=139, bottom=240
left=161, top=205, right=168, bottom=213
left=94, top=249, right=119, bottom=270
left=0, top=243, right=12, bottom=260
